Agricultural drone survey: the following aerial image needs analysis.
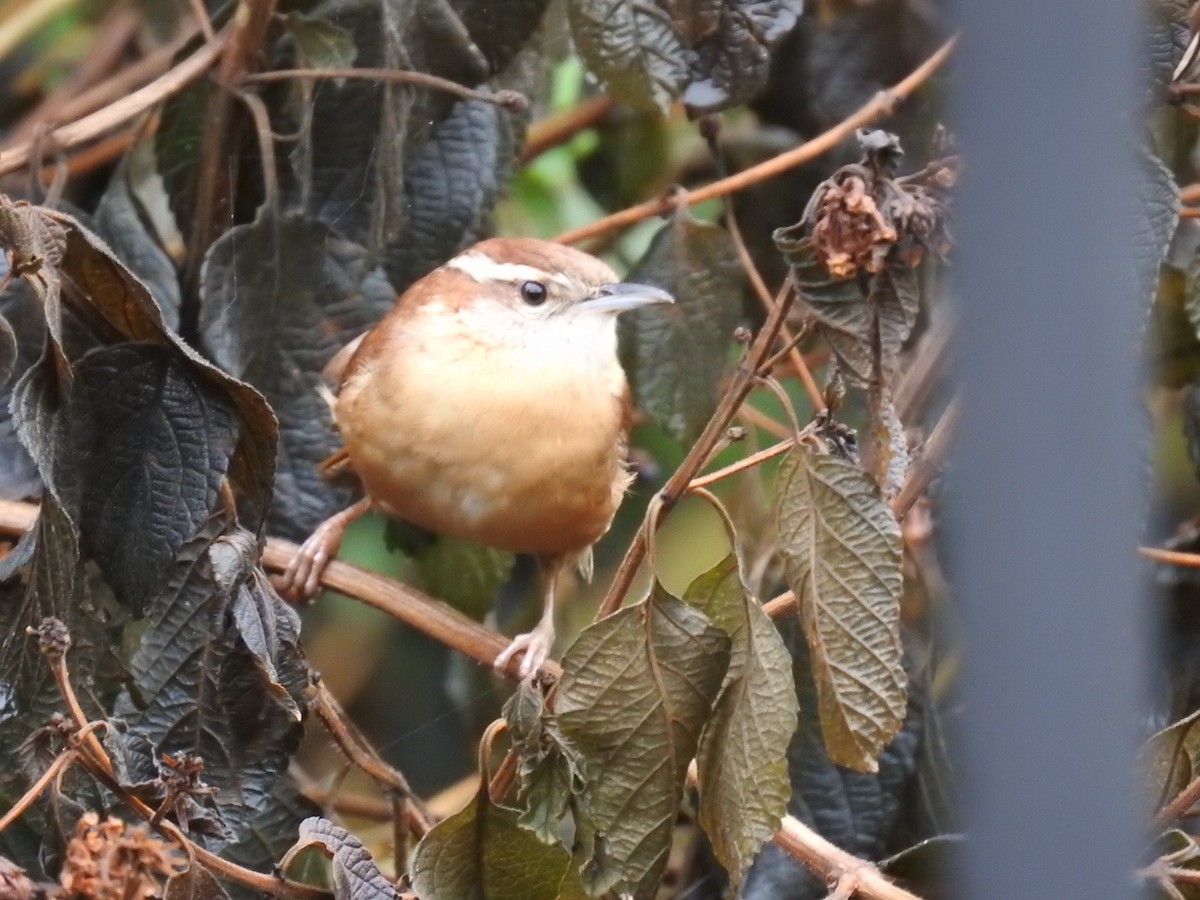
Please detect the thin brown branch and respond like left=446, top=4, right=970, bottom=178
left=773, top=814, right=923, bottom=900
left=519, top=96, right=615, bottom=164
left=595, top=276, right=799, bottom=619
left=894, top=312, right=955, bottom=424
left=0, top=750, right=76, bottom=832
left=261, top=537, right=565, bottom=682
left=721, top=180, right=825, bottom=410
left=180, top=0, right=276, bottom=336
left=1143, top=546, right=1200, bottom=567
left=0, top=30, right=228, bottom=178
left=1182, top=183, right=1200, bottom=205
left=689, top=437, right=796, bottom=489
left=1154, top=769, right=1200, bottom=828
left=31, top=614, right=329, bottom=899
left=553, top=34, right=958, bottom=246
left=7, top=4, right=141, bottom=147
left=891, top=394, right=960, bottom=521
left=298, top=783, right=394, bottom=821
left=243, top=68, right=528, bottom=111
left=306, top=679, right=432, bottom=837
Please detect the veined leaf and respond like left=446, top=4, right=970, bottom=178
left=775, top=447, right=906, bottom=772
left=685, top=554, right=797, bottom=885
left=410, top=789, right=585, bottom=900
left=568, top=0, right=689, bottom=113
left=557, top=587, right=731, bottom=896
left=621, top=213, right=743, bottom=443
left=778, top=235, right=919, bottom=388
left=284, top=817, right=394, bottom=900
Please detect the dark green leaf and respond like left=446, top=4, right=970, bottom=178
left=92, top=152, right=182, bottom=329
left=113, top=523, right=307, bottom=845
left=685, top=554, right=797, bottom=885
left=568, top=0, right=689, bottom=113
left=743, top=616, right=926, bottom=897
left=1140, top=148, right=1180, bottom=315
left=283, top=817, right=394, bottom=900
left=778, top=236, right=918, bottom=388
left=414, top=536, right=513, bottom=620
left=557, top=587, right=731, bottom=896
left=71, top=345, right=238, bottom=611
left=680, top=0, right=802, bottom=114
left=199, top=208, right=392, bottom=539
left=774, top=447, right=906, bottom=772
left=382, top=97, right=525, bottom=290
left=621, top=213, right=743, bottom=443
left=1141, top=710, right=1200, bottom=814
left=410, top=790, right=585, bottom=900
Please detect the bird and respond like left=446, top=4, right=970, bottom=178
left=278, top=237, right=674, bottom=678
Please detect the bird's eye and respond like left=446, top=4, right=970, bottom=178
left=520, top=281, right=547, bottom=305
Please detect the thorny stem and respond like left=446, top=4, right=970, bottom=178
left=243, top=68, right=528, bottom=111
left=553, top=34, right=958, bottom=246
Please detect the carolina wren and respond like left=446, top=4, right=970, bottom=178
left=280, top=237, right=673, bottom=677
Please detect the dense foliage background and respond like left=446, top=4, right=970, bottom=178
left=0, top=1, right=1042, bottom=898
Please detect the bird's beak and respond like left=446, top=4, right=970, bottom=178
left=585, top=282, right=675, bottom=313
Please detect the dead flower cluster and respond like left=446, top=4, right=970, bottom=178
left=59, top=814, right=184, bottom=900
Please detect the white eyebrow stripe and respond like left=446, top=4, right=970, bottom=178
left=446, top=253, right=573, bottom=288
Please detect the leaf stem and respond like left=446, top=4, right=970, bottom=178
left=689, top=437, right=796, bottom=489
left=553, top=35, right=958, bottom=246
left=0, top=750, right=76, bottom=832
left=0, top=28, right=229, bottom=178
left=243, top=68, right=528, bottom=111
left=595, top=275, right=798, bottom=620
left=306, top=679, right=432, bottom=837
left=30, top=616, right=332, bottom=899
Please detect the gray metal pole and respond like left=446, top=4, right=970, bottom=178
left=951, top=3, right=1146, bottom=899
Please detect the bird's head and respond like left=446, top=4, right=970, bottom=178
left=423, top=237, right=674, bottom=350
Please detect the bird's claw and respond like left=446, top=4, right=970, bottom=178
left=494, top=624, right=555, bottom=680
left=278, top=520, right=342, bottom=601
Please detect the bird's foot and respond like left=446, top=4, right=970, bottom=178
left=494, top=620, right=556, bottom=680
left=277, top=515, right=355, bottom=601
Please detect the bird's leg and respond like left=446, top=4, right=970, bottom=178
left=278, top=497, right=372, bottom=600
left=494, top=555, right=562, bottom=679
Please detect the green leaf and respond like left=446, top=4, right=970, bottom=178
left=285, top=817, right=394, bottom=900
left=777, top=235, right=919, bottom=388
left=414, top=536, right=514, bottom=620
left=568, top=0, right=689, bottom=113
left=677, top=0, right=803, bottom=114
left=199, top=208, right=393, bottom=539
left=556, top=588, right=731, bottom=897
left=410, top=789, right=585, bottom=900
left=685, top=554, right=797, bottom=885
left=621, top=213, right=743, bottom=443
left=774, top=447, right=906, bottom=772
left=502, top=684, right=589, bottom=847
left=1140, top=710, right=1200, bottom=815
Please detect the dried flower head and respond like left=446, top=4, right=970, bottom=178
left=59, top=813, right=184, bottom=900
left=790, top=130, right=953, bottom=279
